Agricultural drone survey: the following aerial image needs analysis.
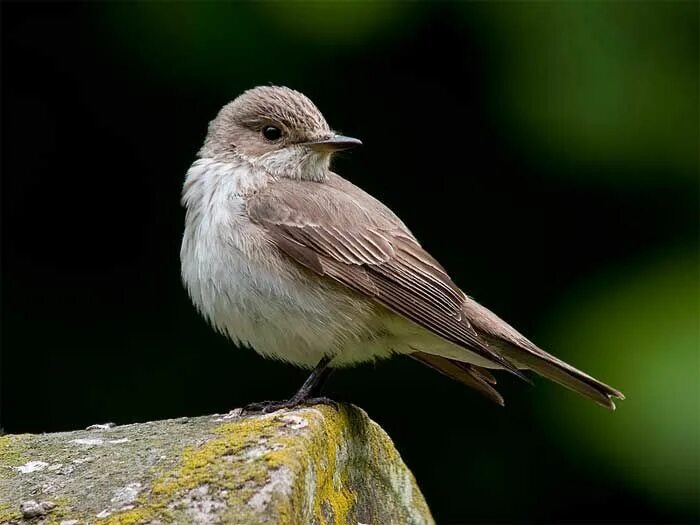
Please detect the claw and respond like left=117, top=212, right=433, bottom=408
left=242, top=396, right=339, bottom=415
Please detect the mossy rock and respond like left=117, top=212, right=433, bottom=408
left=0, top=404, right=434, bottom=524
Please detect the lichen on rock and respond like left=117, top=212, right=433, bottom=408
left=0, top=404, right=434, bottom=524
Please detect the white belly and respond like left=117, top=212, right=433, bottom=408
left=180, top=158, right=398, bottom=368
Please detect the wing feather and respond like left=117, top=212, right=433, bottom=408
left=248, top=177, right=526, bottom=378
left=246, top=175, right=623, bottom=408
left=410, top=352, right=504, bottom=406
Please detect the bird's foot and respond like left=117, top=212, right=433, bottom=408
left=299, top=396, right=339, bottom=410
left=242, top=399, right=294, bottom=414
left=242, top=396, right=338, bottom=415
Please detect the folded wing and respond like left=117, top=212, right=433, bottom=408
left=248, top=175, right=525, bottom=378
left=247, top=174, right=624, bottom=408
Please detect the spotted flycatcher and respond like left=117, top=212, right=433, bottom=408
left=180, top=86, right=624, bottom=411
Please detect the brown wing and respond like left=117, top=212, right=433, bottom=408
left=247, top=176, right=525, bottom=378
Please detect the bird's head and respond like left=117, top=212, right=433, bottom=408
left=200, top=85, right=361, bottom=181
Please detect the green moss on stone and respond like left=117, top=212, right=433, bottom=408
left=102, top=411, right=311, bottom=524
left=0, top=434, right=28, bottom=476
left=5, top=405, right=433, bottom=525
left=0, top=502, right=22, bottom=523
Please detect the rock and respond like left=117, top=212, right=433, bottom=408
left=19, top=500, right=54, bottom=519
left=85, top=423, right=116, bottom=431
left=0, top=404, right=434, bottom=524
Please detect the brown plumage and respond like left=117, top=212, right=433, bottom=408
left=183, top=85, right=625, bottom=410
left=248, top=174, right=624, bottom=409
left=410, top=352, right=505, bottom=406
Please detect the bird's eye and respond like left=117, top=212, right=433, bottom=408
left=262, top=125, right=283, bottom=141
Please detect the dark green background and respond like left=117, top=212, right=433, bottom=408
left=2, top=2, right=698, bottom=523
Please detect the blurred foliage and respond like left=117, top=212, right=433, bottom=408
left=468, top=2, right=698, bottom=183
left=100, top=2, right=419, bottom=85
left=257, top=2, right=412, bottom=44
left=541, top=250, right=699, bottom=513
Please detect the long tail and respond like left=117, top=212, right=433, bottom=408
left=462, top=295, right=625, bottom=409
left=498, top=340, right=624, bottom=409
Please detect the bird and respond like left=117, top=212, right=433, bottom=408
left=180, top=85, right=624, bottom=411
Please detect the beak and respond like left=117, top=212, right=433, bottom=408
left=304, top=134, right=362, bottom=152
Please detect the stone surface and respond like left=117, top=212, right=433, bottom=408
left=0, top=404, right=434, bottom=524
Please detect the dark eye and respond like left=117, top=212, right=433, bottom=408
left=262, top=125, right=283, bottom=141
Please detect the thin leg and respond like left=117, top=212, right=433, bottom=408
left=289, top=355, right=334, bottom=402
left=244, top=356, right=337, bottom=414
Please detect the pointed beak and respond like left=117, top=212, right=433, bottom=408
left=304, top=134, right=362, bottom=152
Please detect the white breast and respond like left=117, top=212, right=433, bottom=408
left=180, top=158, right=393, bottom=367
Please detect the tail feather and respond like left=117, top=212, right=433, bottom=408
left=468, top=365, right=497, bottom=385
left=461, top=295, right=625, bottom=410
left=411, top=352, right=504, bottom=406
left=496, top=340, right=625, bottom=410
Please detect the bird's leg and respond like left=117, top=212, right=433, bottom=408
left=243, top=356, right=337, bottom=414
left=289, top=355, right=334, bottom=402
